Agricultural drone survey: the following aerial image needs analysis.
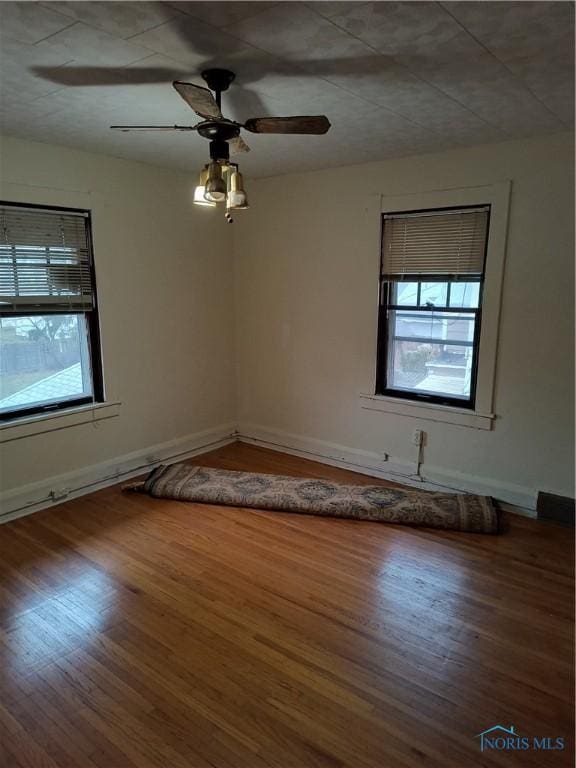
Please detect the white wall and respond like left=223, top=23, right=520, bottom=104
left=0, top=136, right=236, bottom=503
left=234, top=132, right=575, bottom=507
left=2, top=132, right=573, bottom=517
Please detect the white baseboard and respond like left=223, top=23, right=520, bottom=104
left=0, top=422, right=236, bottom=524
left=238, top=422, right=422, bottom=482
left=1, top=419, right=538, bottom=525
left=418, top=464, right=536, bottom=513
left=237, top=422, right=537, bottom=516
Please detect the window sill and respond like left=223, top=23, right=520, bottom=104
left=0, top=401, right=121, bottom=443
left=359, top=393, right=494, bottom=430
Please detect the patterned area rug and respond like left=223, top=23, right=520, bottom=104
left=127, top=464, right=498, bottom=534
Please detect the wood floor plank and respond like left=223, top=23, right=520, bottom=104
left=0, top=443, right=573, bottom=767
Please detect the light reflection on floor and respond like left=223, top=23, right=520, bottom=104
left=338, top=540, right=473, bottom=683
left=1, top=565, right=121, bottom=679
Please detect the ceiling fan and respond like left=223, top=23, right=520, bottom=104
left=111, top=68, right=331, bottom=221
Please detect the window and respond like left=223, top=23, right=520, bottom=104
left=0, top=202, right=103, bottom=421
left=376, top=205, right=490, bottom=409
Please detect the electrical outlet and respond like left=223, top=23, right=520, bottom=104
left=412, top=429, right=424, bottom=446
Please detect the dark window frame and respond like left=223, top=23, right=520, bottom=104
left=376, top=205, right=490, bottom=410
left=0, top=201, right=104, bottom=422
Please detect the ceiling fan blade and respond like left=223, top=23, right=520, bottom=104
left=243, top=116, right=330, bottom=135
left=229, top=136, right=251, bottom=154
left=173, top=81, right=222, bottom=120
left=110, top=125, right=197, bottom=132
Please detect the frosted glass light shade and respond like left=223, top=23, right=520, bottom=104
left=227, top=170, right=249, bottom=209
left=227, top=190, right=248, bottom=209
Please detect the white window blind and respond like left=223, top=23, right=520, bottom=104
left=381, top=206, right=489, bottom=277
left=0, top=204, right=94, bottom=313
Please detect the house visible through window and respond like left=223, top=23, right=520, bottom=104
left=377, top=205, right=490, bottom=408
left=0, top=202, right=103, bottom=421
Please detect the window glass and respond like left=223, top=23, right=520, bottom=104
left=387, top=337, right=473, bottom=400
left=449, top=282, right=480, bottom=308
left=391, top=310, right=476, bottom=344
left=383, top=287, right=479, bottom=403
left=419, top=282, right=448, bottom=308
left=393, top=282, right=419, bottom=306
left=0, top=314, right=93, bottom=415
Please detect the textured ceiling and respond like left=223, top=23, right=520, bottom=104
left=0, top=1, right=573, bottom=178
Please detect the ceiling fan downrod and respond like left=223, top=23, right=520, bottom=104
left=197, top=69, right=239, bottom=163
left=201, top=68, right=236, bottom=110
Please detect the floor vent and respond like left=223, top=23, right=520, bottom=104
left=537, top=492, right=575, bottom=525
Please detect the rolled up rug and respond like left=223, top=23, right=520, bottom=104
left=126, top=463, right=498, bottom=534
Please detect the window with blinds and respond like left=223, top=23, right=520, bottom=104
left=0, top=202, right=102, bottom=421
left=381, top=206, right=489, bottom=278
left=0, top=204, right=94, bottom=312
left=377, top=205, right=490, bottom=408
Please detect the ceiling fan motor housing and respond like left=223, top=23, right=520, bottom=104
left=197, top=121, right=239, bottom=142
left=196, top=120, right=240, bottom=161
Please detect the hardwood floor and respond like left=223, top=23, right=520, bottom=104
left=0, top=443, right=573, bottom=767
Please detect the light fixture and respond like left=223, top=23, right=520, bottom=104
left=193, top=165, right=216, bottom=207
left=227, top=169, right=249, bottom=210
left=204, top=161, right=226, bottom=203
left=193, top=153, right=249, bottom=222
